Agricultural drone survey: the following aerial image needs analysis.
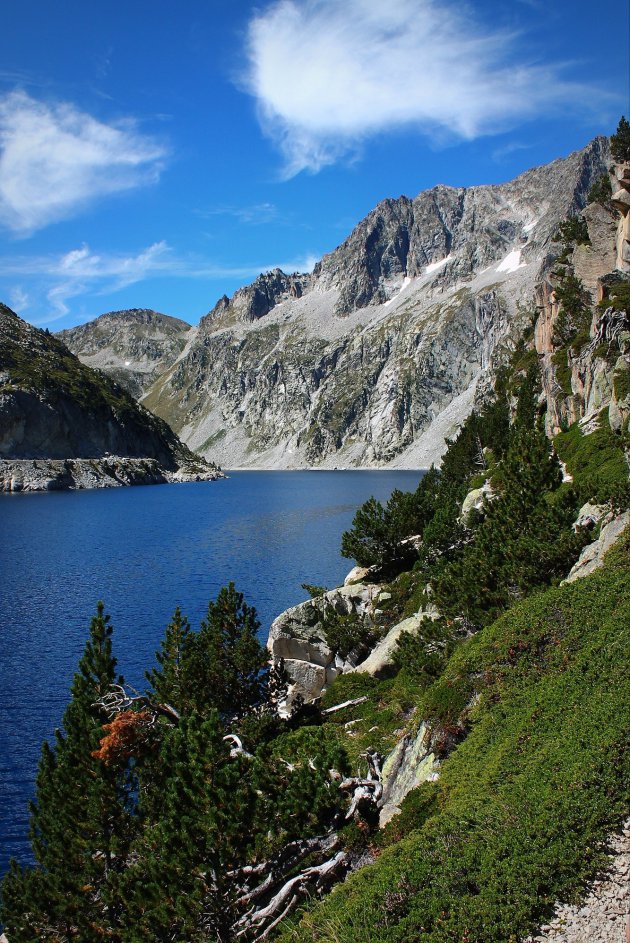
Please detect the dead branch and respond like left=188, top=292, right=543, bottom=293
left=93, top=683, right=180, bottom=724
left=223, top=734, right=253, bottom=760
left=321, top=695, right=369, bottom=715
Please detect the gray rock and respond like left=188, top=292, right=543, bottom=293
left=350, top=607, right=439, bottom=678
left=564, top=511, right=629, bottom=583
left=267, top=582, right=382, bottom=708
left=379, top=723, right=438, bottom=826
left=65, top=140, right=610, bottom=470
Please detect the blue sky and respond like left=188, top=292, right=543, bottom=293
left=0, top=0, right=627, bottom=330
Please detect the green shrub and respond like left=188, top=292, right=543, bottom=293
left=554, top=412, right=629, bottom=504
left=281, top=540, right=630, bottom=943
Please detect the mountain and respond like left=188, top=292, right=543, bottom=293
left=58, top=308, right=193, bottom=399
left=60, top=138, right=610, bottom=469
left=0, top=305, right=221, bottom=491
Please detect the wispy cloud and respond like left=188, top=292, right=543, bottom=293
left=202, top=201, right=280, bottom=225
left=0, top=90, right=167, bottom=234
left=243, top=0, right=615, bottom=176
left=0, top=242, right=319, bottom=322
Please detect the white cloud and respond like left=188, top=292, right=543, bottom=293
left=244, top=0, right=613, bottom=176
left=0, top=242, right=320, bottom=323
left=0, top=91, right=166, bottom=233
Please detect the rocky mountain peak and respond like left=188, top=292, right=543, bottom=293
left=202, top=268, right=313, bottom=328
left=58, top=308, right=193, bottom=399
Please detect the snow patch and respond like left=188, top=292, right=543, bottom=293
left=425, top=255, right=451, bottom=275
left=496, top=249, right=526, bottom=274
left=124, top=360, right=131, bottom=366
left=523, top=219, right=538, bottom=234
left=384, top=275, right=412, bottom=307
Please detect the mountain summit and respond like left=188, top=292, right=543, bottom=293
left=62, top=139, right=609, bottom=469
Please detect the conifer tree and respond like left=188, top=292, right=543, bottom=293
left=145, top=606, right=193, bottom=713
left=1, top=604, right=134, bottom=941
left=185, top=583, right=271, bottom=722
left=611, top=115, right=630, bottom=162
left=119, top=712, right=250, bottom=942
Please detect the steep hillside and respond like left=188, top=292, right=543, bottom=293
left=0, top=305, right=220, bottom=490
left=134, top=139, right=607, bottom=468
left=58, top=309, right=193, bottom=399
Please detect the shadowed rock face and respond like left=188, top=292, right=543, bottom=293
left=61, top=139, right=610, bottom=469
left=0, top=305, right=204, bottom=470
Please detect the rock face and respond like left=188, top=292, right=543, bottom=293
left=533, top=153, right=630, bottom=440
left=267, top=583, right=382, bottom=708
left=66, top=139, right=609, bottom=469
left=379, top=723, right=438, bottom=827
left=58, top=309, right=193, bottom=399
left=564, top=511, right=630, bottom=583
left=0, top=305, right=221, bottom=489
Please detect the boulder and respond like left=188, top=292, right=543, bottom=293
left=344, top=565, right=370, bottom=585
left=564, top=511, right=629, bottom=583
left=351, top=606, right=439, bottom=678
left=268, top=582, right=382, bottom=709
left=459, top=481, right=493, bottom=522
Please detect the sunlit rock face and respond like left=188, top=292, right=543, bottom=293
left=64, top=139, right=609, bottom=469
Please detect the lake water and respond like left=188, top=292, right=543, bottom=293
left=0, top=470, right=422, bottom=876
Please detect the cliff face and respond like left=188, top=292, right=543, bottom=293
left=0, top=305, right=220, bottom=489
left=61, top=139, right=610, bottom=469
left=534, top=159, right=630, bottom=438
left=58, top=309, right=193, bottom=399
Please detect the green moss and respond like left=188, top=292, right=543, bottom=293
left=554, top=411, right=629, bottom=504
left=281, top=538, right=630, bottom=943
left=552, top=348, right=573, bottom=395
left=613, top=363, right=630, bottom=402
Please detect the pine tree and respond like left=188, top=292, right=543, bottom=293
left=185, top=583, right=271, bottom=723
left=145, top=606, right=194, bottom=713
left=611, top=115, right=630, bottom=162
left=0, top=604, right=134, bottom=941
left=119, top=712, right=250, bottom=942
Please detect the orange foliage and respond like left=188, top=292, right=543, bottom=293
left=92, top=710, right=154, bottom=766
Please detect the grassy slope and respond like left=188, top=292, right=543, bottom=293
left=280, top=535, right=630, bottom=943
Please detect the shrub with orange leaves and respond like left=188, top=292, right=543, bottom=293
left=92, top=710, right=154, bottom=766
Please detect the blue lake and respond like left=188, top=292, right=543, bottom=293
left=0, top=470, right=422, bottom=876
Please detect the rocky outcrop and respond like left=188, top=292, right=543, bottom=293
left=379, top=723, right=438, bottom=826
left=535, top=154, right=630, bottom=438
left=58, top=309, right=193, bottom=399
left=204, top=270, right=312, bottom=324
left=66, top=140, right=609, bottom=470
left=563, top=512, right=629, bottom=583
left=0, top=305, right=222, bottom=489
left=0, top=456, right=221, bottom=492
left=267, top=583, right=382, bottom=708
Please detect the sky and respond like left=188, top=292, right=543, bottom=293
left=0, top=0, right=627, bottom=330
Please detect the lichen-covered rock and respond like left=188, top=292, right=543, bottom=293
left=459, top=481, right=494, bottom=522
left=379, top=723, right=438, bottom=826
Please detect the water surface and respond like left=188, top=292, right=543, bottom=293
left=0, top=470, right=422, bottom=874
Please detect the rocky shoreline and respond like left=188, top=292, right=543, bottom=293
left=0, top=456, right=224, bottom=492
